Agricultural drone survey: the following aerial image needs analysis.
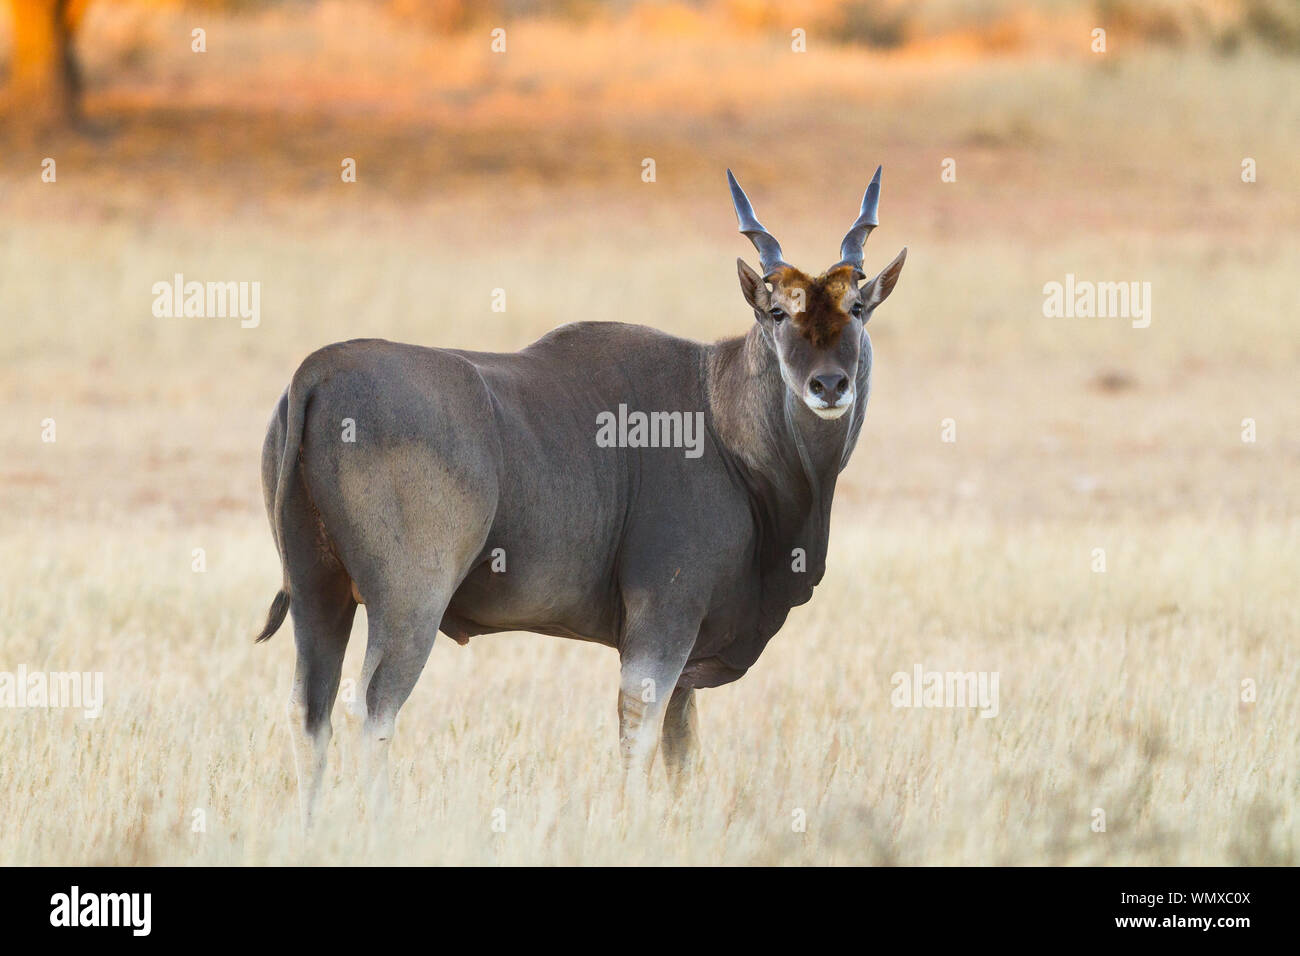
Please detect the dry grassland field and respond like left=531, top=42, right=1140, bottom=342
left=0, top=1, right=1297, bottom=867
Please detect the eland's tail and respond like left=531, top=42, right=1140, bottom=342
left=253, top=361, right=321, bottom=643
left=254, top=589, right=290, bottom=643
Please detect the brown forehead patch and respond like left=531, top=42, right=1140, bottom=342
left=769, top=264, right=859, bottom=348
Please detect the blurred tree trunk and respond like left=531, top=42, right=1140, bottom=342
left=5, top=0, right=90, bottom=129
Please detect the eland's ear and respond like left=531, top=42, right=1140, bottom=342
left=737, top=257, right=770, bottom=312
left=862, top=247, right=907, bottom=311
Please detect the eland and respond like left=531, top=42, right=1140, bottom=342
left=255, top=168, right=907, bottom=822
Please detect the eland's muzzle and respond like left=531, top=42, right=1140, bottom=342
left=805, top=372, right=853, bottom=419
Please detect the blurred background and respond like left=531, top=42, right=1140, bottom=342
left=0, top=1, right=1296, bottom=864
left=2, top=0, right=1297, bottom=520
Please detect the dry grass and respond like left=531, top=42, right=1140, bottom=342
left=0, top=2, right=1296, bottom=864
left=0, top=513, right=1294, bottom=865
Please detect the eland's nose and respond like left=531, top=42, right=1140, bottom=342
left=809, top=373, right=850, bottom=400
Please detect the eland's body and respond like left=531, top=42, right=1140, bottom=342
left=256, top=169, right=907, bottom=823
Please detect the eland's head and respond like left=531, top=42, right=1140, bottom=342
left=728, top=167, right=906, bottom=420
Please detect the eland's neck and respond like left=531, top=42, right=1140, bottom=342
left=706, top=327, right=848, bottom=553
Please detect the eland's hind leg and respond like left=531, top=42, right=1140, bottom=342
left=275, top=419, right=358, bottom=831
left=298, top=355, right=501, bottom=811
left=287, top=570, right=357, bottom=830
left=355, top=589, right=452, bottom=811
left=349, top=501, right=493, bottom=812
left=350, top=522, right=492, bottom=811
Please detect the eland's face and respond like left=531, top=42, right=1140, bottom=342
left=727, top=166, right=906, bottom=424
left=760, top=264, right=866, bottom=420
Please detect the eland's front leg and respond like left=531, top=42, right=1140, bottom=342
left=661, top=686, right=700, bottom=787
left=616, top=612, right=696, bottom=795
left=617, top=676, right=668, bottom=780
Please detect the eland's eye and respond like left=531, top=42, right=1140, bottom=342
left=850, top=302, right=864, bottom=319
left=770, top=308, right=787, bottom=322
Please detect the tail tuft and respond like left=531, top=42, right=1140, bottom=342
left=254, top=589, right=290, bottom=643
